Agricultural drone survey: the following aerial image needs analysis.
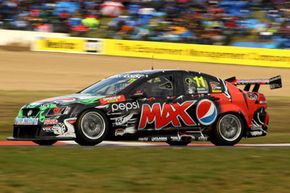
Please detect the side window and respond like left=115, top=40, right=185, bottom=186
left=207, top=77, right=223, bottom=93
left=136, top=75, right=174, bottom=98
left=183, top=73, right=209, bottom=94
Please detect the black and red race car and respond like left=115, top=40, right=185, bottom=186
left=8, top=70, right=282, bottom=146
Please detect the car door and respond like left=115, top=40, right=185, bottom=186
left=132, top=72, right=196, bottom=131
left=132, top=72, right=175, bottom=130
left=179, top=71, right=221, bottom=127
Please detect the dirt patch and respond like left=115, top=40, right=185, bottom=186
left=0, top=50, right=289, bottom=96
left=0, top=43, right=30, bottom=51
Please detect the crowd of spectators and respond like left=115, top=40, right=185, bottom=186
left=0, top=0, right=105, bottom=33
left=0, top=0, right=289, bottom=48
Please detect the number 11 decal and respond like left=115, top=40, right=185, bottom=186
left=194, top=76, right=206, bottom=88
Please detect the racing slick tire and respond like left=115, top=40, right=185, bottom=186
left=33, top=140, right=57, bottom=146
left=210, top=113, right=244, bottom=146
left=75, top=110, right=109, bottom=146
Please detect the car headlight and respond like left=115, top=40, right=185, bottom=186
left=46, top=106, right=71, bottom=116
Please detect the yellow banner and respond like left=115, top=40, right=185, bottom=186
left=103, top=39, right=290, bottom=68
left=34, top=37, right=86, bottom=53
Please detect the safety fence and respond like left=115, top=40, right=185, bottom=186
left=0, top=29, right=68, bottom=46
left=32, top=37, right=290, bottom=68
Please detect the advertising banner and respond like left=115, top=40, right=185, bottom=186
left=33, top=37, right=102, bottom=54
left=103, top=39, right=290, bottom=68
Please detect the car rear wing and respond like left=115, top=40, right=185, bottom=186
left=225, top=75, right=282, bottom=92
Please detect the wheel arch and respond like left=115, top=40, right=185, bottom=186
left=219, top=103, right=251, bottom=130
left=216, top=111, right=249, bottom=137
left=74, top=107, right=110, bottom=146
left=76, top=107, right=112, bottom=128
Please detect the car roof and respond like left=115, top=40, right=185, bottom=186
left=119, top=69, right=191, bottom=76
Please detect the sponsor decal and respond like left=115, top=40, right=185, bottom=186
left=111, top=101, right=140, bottom=112
left=44, top=119, right=58, bottom=125
left=113, top=73, right=145, bottom=79
left=34, top=37, right=87, bottom=53
left=99, top=95, right=126, bottom=105
left=210, top=81, right=222, bottom=92
left=42, top=126, right=53, bottom=132
left=196, top=99, right=217, bottom=125
left=197, top=88, right=208, bottom=93
left=27, top=110, right=33, bottom=117
left=237, top=79, right=269, bottom=85
left=185, top=76, right=208, bottom=93
left=249, top=131, right=263, bottom=136
left=42, top=123, right=67, bottom=135
left=113, top=112, right=135, bottom=126
left=15, top=118, right=38, bottom=125
left=115, top=126, right=136, bottom=136
left=85, top=39, right=101, bottom=53
left=138, top=137, right=168, bottom=142
left=52, top=124, right=67, bottom=135
left=150, top=137, right=168, bottom=141
left=138, top=101, right=196, bottom=130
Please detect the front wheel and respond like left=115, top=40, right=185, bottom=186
left=210, top=114, right=244, bottom=146
left=33, top=140, right=57, bottom=146
left=75, top=110, right=109, bottom=146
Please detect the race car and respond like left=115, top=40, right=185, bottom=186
left=8, top=70, right=282, bottom=146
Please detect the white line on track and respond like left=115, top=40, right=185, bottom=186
left=61, top=141, right=290, bottom=147
left=63, top=140, right=157, bottom=146
left=238, top=143, right=290, bottom=147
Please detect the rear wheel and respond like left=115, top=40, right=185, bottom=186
left=33, top=140, right=57, bottom=146
left=75, top=110, right=108, bottom=146
left=210, top=114, right=244, bottom=146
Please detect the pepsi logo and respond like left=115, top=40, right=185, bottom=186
left=196, top=99, right=217, bottom=125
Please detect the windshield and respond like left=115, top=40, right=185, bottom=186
left=81, top=73, right=145, bottom=96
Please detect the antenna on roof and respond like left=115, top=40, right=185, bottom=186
left=151, top=55, right=154, bottom=70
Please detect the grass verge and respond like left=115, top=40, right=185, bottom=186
left=1, top=147, right=290, bottom=193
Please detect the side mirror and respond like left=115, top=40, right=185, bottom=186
left=131, top=91, right=145, bottom=100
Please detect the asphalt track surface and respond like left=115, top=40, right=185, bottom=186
left=1, top=140, right=290, bottom=148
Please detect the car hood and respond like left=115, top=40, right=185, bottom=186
left=26, top=93, right=105, bottom=108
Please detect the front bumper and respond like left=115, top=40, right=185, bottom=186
left=10, top=118, right=77, bottom=141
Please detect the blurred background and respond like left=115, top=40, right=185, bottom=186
left=0, top=1, right=290, bottom=193
left=0, top=0, right=289, bottom=48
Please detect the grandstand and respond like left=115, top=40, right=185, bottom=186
left=0, top=0, right=289, bottom=48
